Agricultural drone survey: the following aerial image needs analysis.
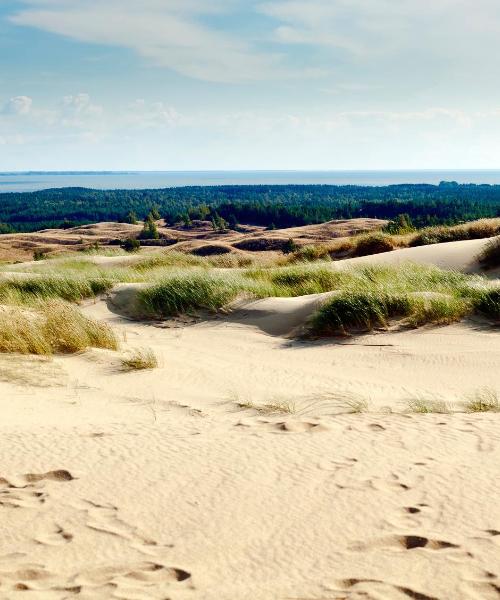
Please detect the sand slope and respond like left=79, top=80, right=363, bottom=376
left=0, top=237, right=499, bottom=599
left=340, top=238, right=493, bottom=273
left=0, top=294, right=499, bottom=599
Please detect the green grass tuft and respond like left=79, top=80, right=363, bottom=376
left=310, top=291, right=412, bottom=335
left=479, top=236, right=500, bottom=270
left=121, top=347, right=159, bottom=370
left=0, top=274, right=114, bottom=305
left=0, top=301, right=118, bottom=355
left=138, top=271, right=245, bottom=318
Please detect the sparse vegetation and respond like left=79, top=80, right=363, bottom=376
left=410, top=219, right=500, bottom=247
left=2, top=245, right=498, bottom=333
left=305, top=264, right=498, bottom=335
left=335, top=395, right=370, bottom=414
left=406, top=398, right=450, bottom=414
left=121, top=347, right=158, bottom=370
left=464, top=388, right=500, bottom=413
left=234, top=396, right=296, bottom=415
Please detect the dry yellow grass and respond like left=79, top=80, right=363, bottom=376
left=0, top=301, right=118, bottom=355
left=121, top=347, right=159, bottom=370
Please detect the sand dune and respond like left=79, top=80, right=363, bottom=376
left=1, top=296, right=499, bottom=599
left=0, top=217, right=386, bottom=262
left=0, top=237, right=499, bottom=599
left=340, top=238, right=493, bottom=273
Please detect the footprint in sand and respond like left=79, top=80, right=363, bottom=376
left=349, top=534, right=461, bottom=554
left=331, top=578, right=440, bottom=600
left=35, top=524, right=73, bottom=546
left=0, top=470, right=74, bottom=509
left=236, top=418, right=331, bottom=434
left=24, top=470, right=74, bottom=484
left=76, top=499, right=173, bottom=556
left=0, top=565, right=55, bottom=593
left=74, top=562, right=191, bottom=589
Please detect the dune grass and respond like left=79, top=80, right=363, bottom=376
left=121, top=347, right=158, bottom=370
left=464, top=388, right=499, bottom=413
left=479, top=236, right=500, bottom=270
left=0, top=301, right=118, bottom=355
left=138, top=271, right=247, bottom=317
left=133, top=262, right=498, bottom=330
left=0, top=274, right=114, bottom=305
left=410, top=219, right=500, bottom=247
left=406, top=398, right=450, bottom=414
left=350, top=232, right=397, bottom=257
left=234, top=396, right=297, bottom=415
left=2, top=249, right=498, bottom=332
left=286, top=218, right=500, bottom=263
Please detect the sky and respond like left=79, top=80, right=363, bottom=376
left=1, top=0, right=500, bottom=171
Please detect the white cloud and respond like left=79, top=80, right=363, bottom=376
left=2, top=96, right=33, bottom=115
left=259, top=0, right=500, bottom=55
left=2, top=91, right=500, bottom=168
left=61, top=94, right=103, bottom=125
left=127, top=100, right=185, bottom=128
left=10, top=0, right=283, bottom=83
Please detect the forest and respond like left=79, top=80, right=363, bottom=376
left=0, top=182, right=499, bottom=232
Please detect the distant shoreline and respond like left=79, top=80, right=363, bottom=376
left=2, top=169, right=500, bottom=193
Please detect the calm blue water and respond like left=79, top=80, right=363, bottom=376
left=1, top=170, right=500, bottom=193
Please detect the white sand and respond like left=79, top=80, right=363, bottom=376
left=340, top=238, right=494, bottom=273
left=0, top=240, right=499, bottom=599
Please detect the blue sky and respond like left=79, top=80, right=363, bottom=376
left=1, top=0, right=500, bottom=170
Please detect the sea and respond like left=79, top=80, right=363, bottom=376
left=1, top=170, right=500, bottom=193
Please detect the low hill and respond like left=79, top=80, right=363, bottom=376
left=0, top=218, right=386, bottom=262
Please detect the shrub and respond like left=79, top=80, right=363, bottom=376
left=233, top=238, right=292, bottom=252
left=33, top=249, right=48, bottom=261
left=384, top=214, right=415, bottom=235
left=351, top=233, right=396, bottom=257
left=121, top=238, right=141, bottom=253
left=139, top=215, right=160, bottom=240
left=282, top=238, right=299, bottom=255
left=192, top=244, right=232, bottom=257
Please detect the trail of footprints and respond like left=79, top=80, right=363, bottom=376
left=344, top=485, right=500, bottom=599
left=0, top=469, right=193, bottom=597
left=0, top=469, right=72, bottom=509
